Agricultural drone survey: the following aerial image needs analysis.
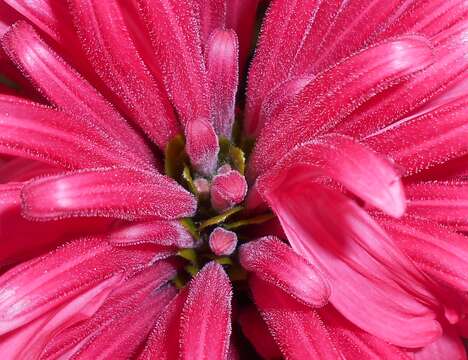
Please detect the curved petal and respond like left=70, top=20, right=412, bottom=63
left=250, top=36, right=434, bottom=175
left=21, top=167, right=197, bottom=221
left=196, top=0, right=226, bottom=49
left=180, top=262, right=232, bottom=360
left=412, top=327, right=467, bottom=360
left=250, top=275, right=339, bottom=360
left=257, top=134, right=405, bottom=217
left=267, top=181, right=441, bottom=347
left=69, top=0, right=181, bottom=151
left=240, top=236, right=330, bottom=307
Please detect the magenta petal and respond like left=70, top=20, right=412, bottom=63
left=0, top=236, right=156, bottom=334
left=109, top=220, right=195, bottom=248
left=180, top=262, right=232, bottom=360
left=185, top=117, right=219, bottom=175
left=257, top=134, right=406, bottom=217
left=1, top=21, right=154, bottom=168
left=207, top=28, right=239, bottom=137
left=268, top=181, right=441, bottom=347
left=137, top=0, right=211, bottom=125
left=250, top=36, right=434, bottom=172
left=240, top=236, right=330, bottom=308
left=196, top=0, right=226, bottom=48
left=250, top=275, right=339, bottom=359
left=41, top=262, right=178, bottom=359
left=21, top=167, right=197, bottom=221
left=412, top=327, right=467, bottom=360
left=69, top=0, right=181, bottom=151
left=0, top=95, right=126, bottom=169
left=404, top=181, right=468, bottom=228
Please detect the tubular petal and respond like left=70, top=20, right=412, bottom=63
left=245, top=0, right=321, bottom=135
left=240, top=236, right=330, bottom=307
left=41, top=262, right=178, bottom=360
left=0, top=236, right=156, bottom=334
left=364, top=96, right=468, bottom=176
left=21, top=167, right=197, bottom=221
left=137, top=0, right=211, bottom=125
left=180, top=262, right=232, bottom=360
left=69, top=0, right=181, bottom=151
left=207, top=28, right=239, bottom=138
left=267, top=182, right=441, bottom=347
left=256, top=134, right=406, bottom=217
left=195, top=0, right=226, bottom=48
left=250, top=275, right=339, bottom=360
left=185, top=117, right=219, bottom=175
left=1, top=21, right=154, bottom=168
left=109, top=220, right=195, bottom=248
left=404, top=181, right=468, bottom=229
left=250, top=36, right=434, bottom=176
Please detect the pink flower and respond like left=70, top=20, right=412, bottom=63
left=0, top=0, right=467, bottom=359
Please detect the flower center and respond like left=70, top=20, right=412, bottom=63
left=165, top=135, right=273, bottom=287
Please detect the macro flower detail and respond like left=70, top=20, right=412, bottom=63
left=0, top=0, right=467, bottom=359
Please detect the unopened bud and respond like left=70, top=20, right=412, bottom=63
left=210, top=170, right=247, bottom=212
left=209, top=227, right=238, bottom=256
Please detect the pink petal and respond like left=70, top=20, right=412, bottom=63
left=185, top=116, right=219, bottom=175
left=211, top=169, right=247, bottom=212
left=250, top=275, right=339, bottom=359
left=137, top=0, right=211, bottom=125
left=69, top=0, right=181, bottom=151
left=0, top=274, right=122, bottom=359
left=364, top=96, right=468, bottom=177
left=209, top=227, right=238, bottom=256
left=250, top=36, right=434, bottom=174
left=404, top=181, right=468, bottom=228
left=0, top=182, right=109, bottom=267
left=207, top=28, right=239, bottom=138
left=0, top=2, right=22, bottom=37
left=109, top=220, right=195, bottom=248
left=320, top=306, right=413, bottom=360
left=240, top=236, right=330, bottom=307
left=139, top=289, right=188, bottom=360
left=0, top=236, right=156, bottom=334
left=267, top=181, right=441, bottom=347
left=0, top=158, right=58, bottom=182
left=238, top=305, right=282, bottom=360
left=1, top=21, right=154, bottom=168
left=226, top=0, right=259, bottom=73
left=412, top=327, right=467, bottom=360
left=195, top=0, right=226, bottom=48
left=0, top=95, right=126, bottom=169
left=21, top=167, right=197, bottom=221
left=256, top=134, right=405, bottom=217
left=378, top=216, right=468, bottom=293
left=245, top=0, right=322, bottom=135
left=41, top=262, right=178, bottom=359
left=180, top=262, right=232, bottom=360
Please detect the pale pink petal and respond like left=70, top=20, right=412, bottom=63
left=207, top=28, right=239, bottom=138
left=404, top=181, right=468, bottom=228
left=256, top=134, right=405, bottom=217
left=0, top=236, right=156, bottom=334
left=0, top=95, right=127, bottom=169
left=250, top=275, right=340, bottom=359
left=250, top=36, right=434, bottom=173
left=185, top=116, right=219, bottom=175
left=364, top=96, right=468, bottom=176
left=137, top=0, right=211, bottom=125
left=320, top=306, right=413, bottom=360
left=412, top=327, right=466, bottom=360
left=238, top=305, right=282, bottom=360
left=139, top=289, right=188, bottom=360
left=1, top=21, right=154, bottom=168
left=21, top=167, right=197, bottom=221
left=195, top=0, right=226, bottom=48
left=245, top=0, right=322, bottom=135
left=180, top=262, right=232, bottom=360
left=240, top=236, right=330, bottom=307
left=209, top=227, right=238, bottom=256
left=211, top=169, right=247, bottom=212
left=41, top=262, right=178, bottom=359
left=69, top=0, right=181, bottom=151
left=109, top=220, right=195, bottom=249
left=268, top=181, right=441, bottom=347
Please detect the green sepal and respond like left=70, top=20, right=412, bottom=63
left=179, top=218, right=200, bottom=240
left=199, top=206, right=243, bottom=230
left=182, top=165, right=198, bottom=195
left=178, top=248, right=198, bottom=263
left=224, top=213, right=275, bottom=230
left=164, top=134, right=187, bottom=179
left=215, top=257, right=233, bottom=266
